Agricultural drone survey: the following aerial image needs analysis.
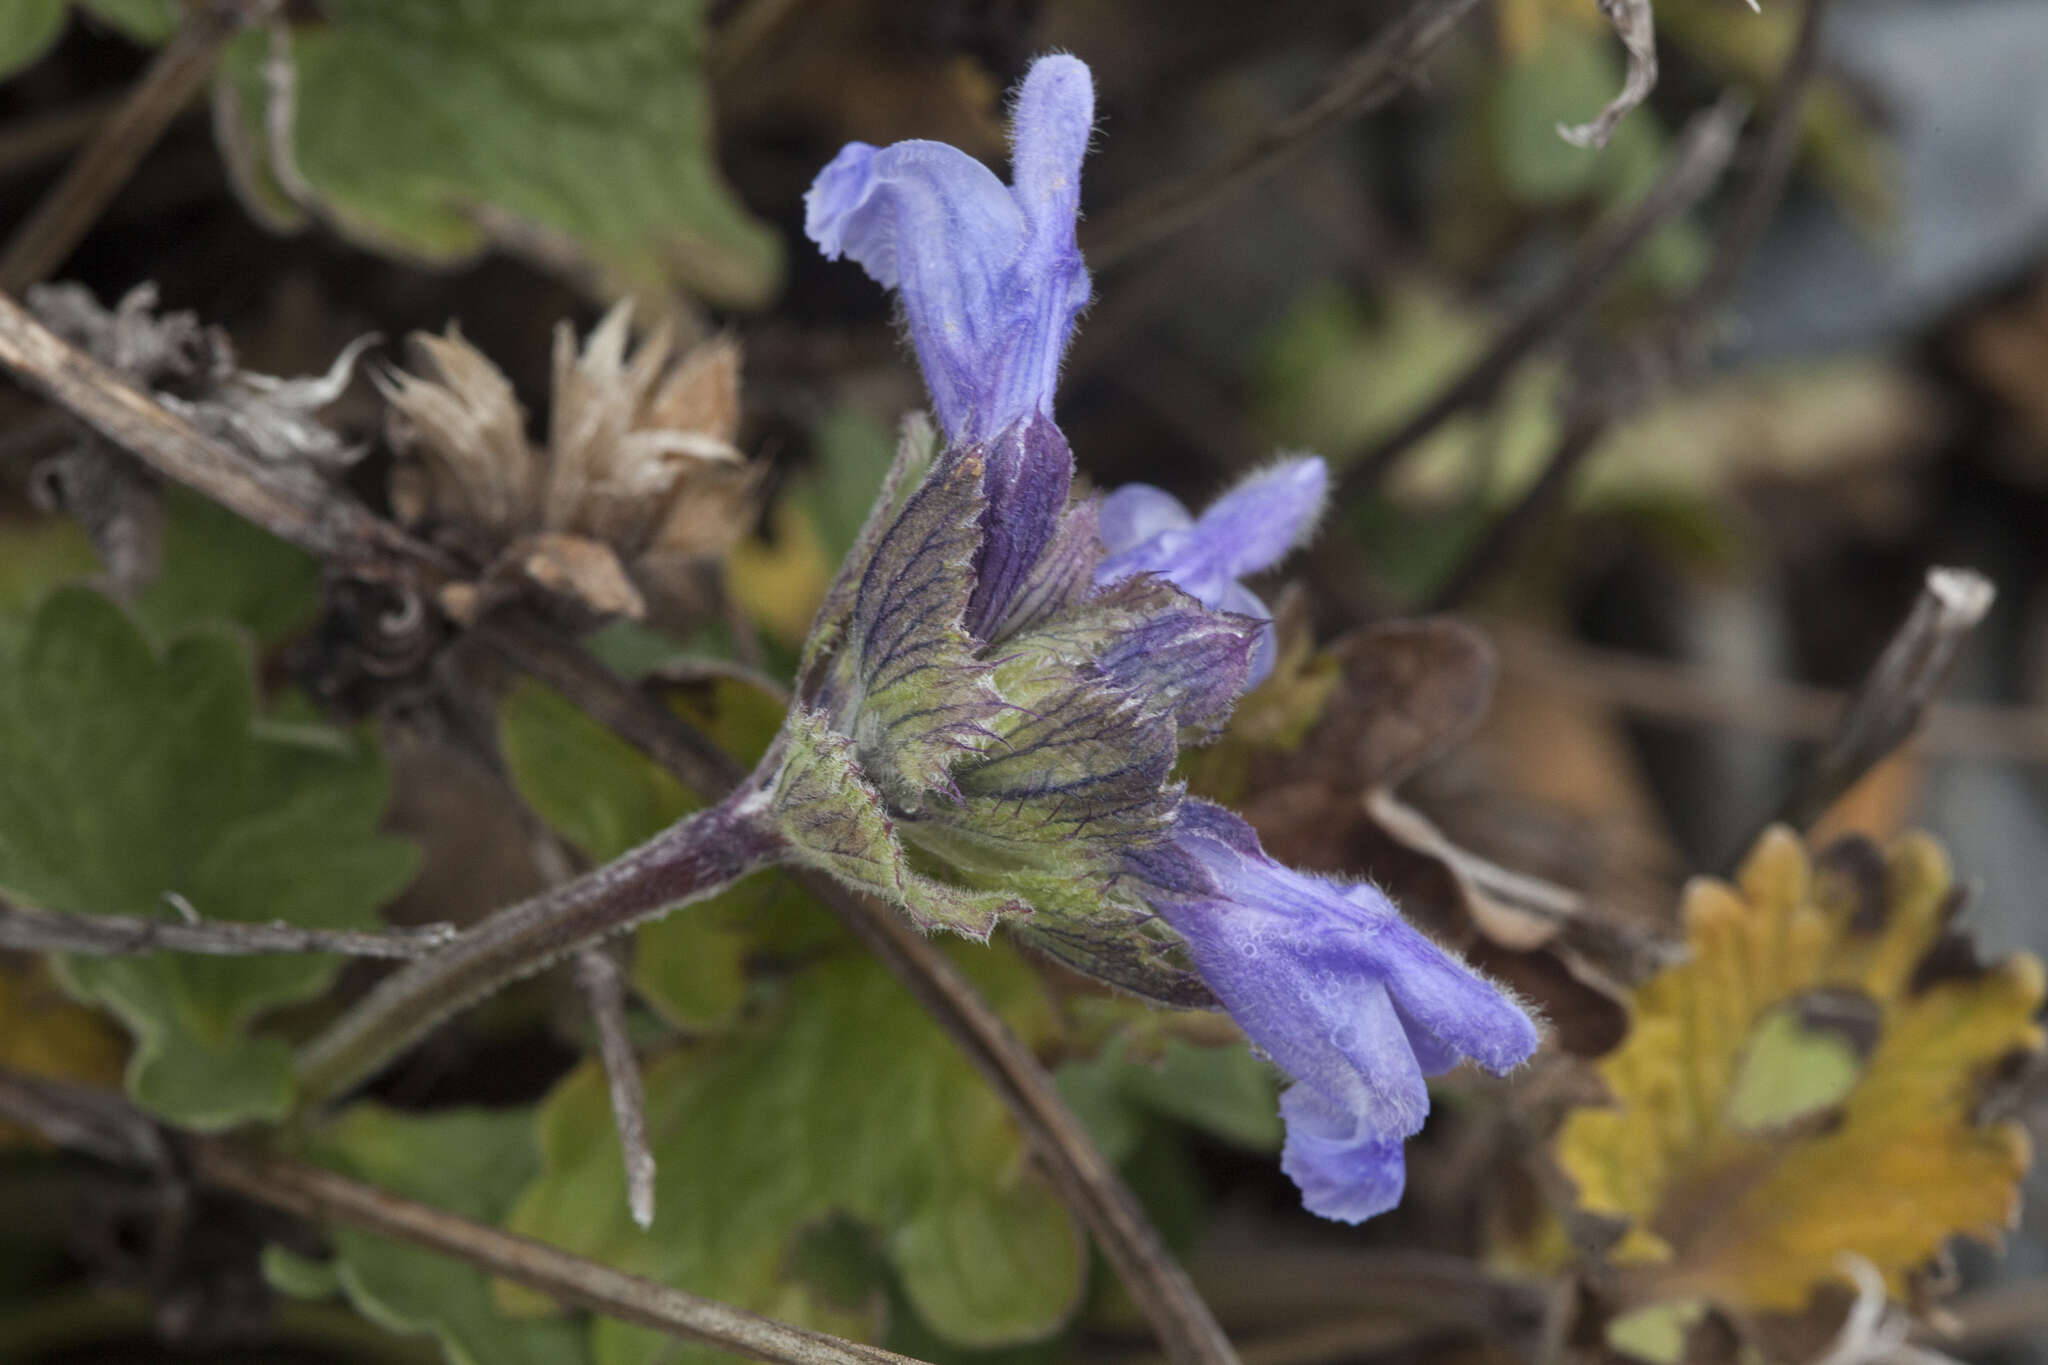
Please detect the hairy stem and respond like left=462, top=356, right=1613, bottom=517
left=0, top=899, right=456, bottom=959
left=297, top=788, right=783, bottom=1106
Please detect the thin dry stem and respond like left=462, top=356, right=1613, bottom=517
left=575, top=946, right=658, bottom=1230
left=0, top=2, right=274, bottom=292
left=1771, top=567, right=1996, bottom=836
left=0, top=288, right=446, bottom=570
left=0, top=900, right=456, bottom=959
left=0, top=1070, right=928, bottom=1365
left=1332, top=96, right=1745, bottom=507
left=1080, top=0, right=1485, bottom=270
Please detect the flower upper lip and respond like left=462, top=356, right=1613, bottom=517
left=803, top=55, right=1093, bottom=449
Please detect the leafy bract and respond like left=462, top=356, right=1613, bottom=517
left=1555, top=827, right=2045, bottom=1319
left=268, top=1103, right=590, bottom=1365
left=826, top=444, right=1003, bottom=807
left=0, top=589, right=417, bottom=1127
left=769, top=708, right=1021, bottom=938
left=507, top=947, right=1084, bottom=1365
left=217, top=0, right=779, bottom=307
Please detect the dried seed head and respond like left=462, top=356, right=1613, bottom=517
left=378, top=326, right=536, bottom=536
left=379, top=303, right=757, bottom=622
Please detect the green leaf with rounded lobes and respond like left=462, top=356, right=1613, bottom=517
left=268, top=1103, right=591, bottom=1365
left=0, top=589, right=416, bottom=1128
left=215, top=0, right=779, bottom=308
left=507, top=946, right=1083, bottom=1365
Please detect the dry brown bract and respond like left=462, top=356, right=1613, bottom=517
left=380, top=302, right=756, bottom=626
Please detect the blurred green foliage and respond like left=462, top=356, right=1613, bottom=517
left=0, top=0, right=176, bottom=78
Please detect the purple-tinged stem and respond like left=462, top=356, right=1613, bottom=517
left=297, top=788, right=782, bottom=1106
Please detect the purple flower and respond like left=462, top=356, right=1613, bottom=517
left=1145, top=801, right=1540, bottom=1223
left=798, top=51, right=1536, bottom=1228
left=805, top=56, right=1093, bottom=448
left=1096, top=458, right=1328, bottom=683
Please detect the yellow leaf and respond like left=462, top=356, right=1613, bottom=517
left=1556, top=827, right=2044, bottom=1314
left=726, top=496, right=830, bottom=648
left=0, top=962, right=126, bottom=1146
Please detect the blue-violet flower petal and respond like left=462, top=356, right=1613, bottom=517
left=1148, top=800, right=1540, bottom=1223
left=1096, top=457, right=1328, bottom=682
left=804, top=55, right=1093, bottom=447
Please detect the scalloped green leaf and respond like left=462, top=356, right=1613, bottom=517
left=507, top=945, right=1083, bottom=1365
left=0, top=589, right=417, bottom=1128
left=215, top=0, right=780, bottom=307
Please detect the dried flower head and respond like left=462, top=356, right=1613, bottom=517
left=26, top=282, right=374, bottom=591
left=31, top=281, right=373, bottom=470
left=379, top=302, right=756, bottom=623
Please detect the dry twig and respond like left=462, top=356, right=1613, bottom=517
left=0, top=289, right=440, bottom=569
left=1331, top=95, right=1745, bottom=507
left=1770, top=567, right=1996, bottom=835
left=0, top=900, right=456, bottom=959
left=0, top=2, right=276, bottom=293
left=1080, top=0, right=1486, bottom=270
left=574, top=947, right=658, bottom=1231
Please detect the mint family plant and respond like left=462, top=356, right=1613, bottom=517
left=300, top=53, right=1537, bottom=1226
